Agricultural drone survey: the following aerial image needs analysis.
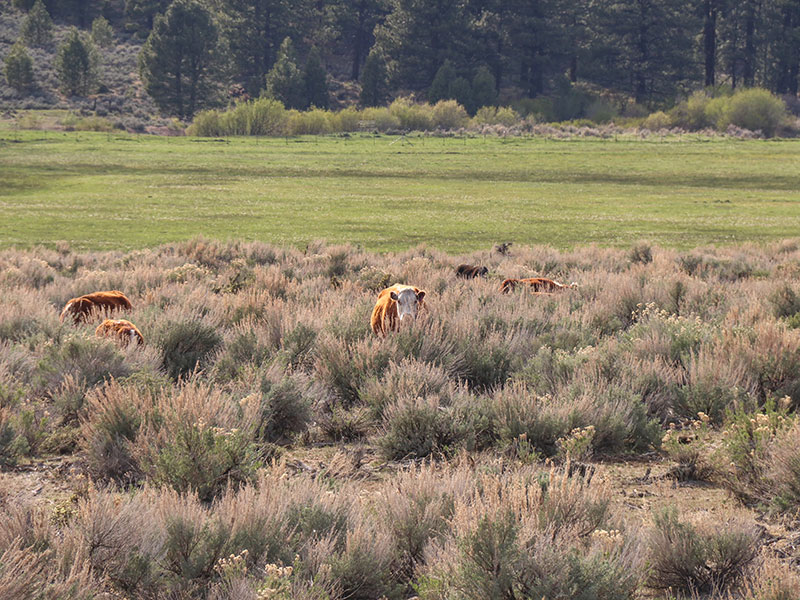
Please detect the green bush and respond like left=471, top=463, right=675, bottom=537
left=287, top=108, right=331, bottom=135
left=722, top=88, right=787, bottom=137
left=158, top=320, right=222, bottom=380
left=148, top=423, right=260, bottom=502
left=256, top=373, right=311, bottom=444
left=642, top=111, right=671, bottom=130
left=431, top=99, right=469, bottom=129
left=389, top=97, right=433, bottom=131
left=378, top=396, right=458, bottom=460
left=360, top=106, right=399, bottom=131
left=36, top=335, right=130, bottom=394
left=188, top=98, right=288, bottom=137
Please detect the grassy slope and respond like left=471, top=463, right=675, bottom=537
left=1, top=129, right=799, bottom=251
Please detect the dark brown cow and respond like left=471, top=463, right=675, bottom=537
left=500, top=278, right=578, bottom=294
left=60, top=290, right=133, bottom=324
left=456, top=264, right=489, bottom=279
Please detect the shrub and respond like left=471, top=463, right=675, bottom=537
left=431, top=99, right=469, bottom=130
left=647, top=508, right=760, bottom=594
left=722, top=88, right=787, bottom=137
left=327, top=522, right=400, bottom=600
left=378, top=395, right=458, bottom=460
left=473, top=106, right=518, bottom=126
left=287, top=108, right=331, bottom=135
left=255, top=370, right=311, bottom=444
left=629, top=242, right=653, bottom=264
left=493, top=384, right=569, bottom=458
left=360, top=358, right=451, bottom=419
left=146, top=422, right=260, bottom=502
left=158, top=319, right=222, bottom=380
left=642, top=111, right=671, bottom=130
left=360, top=106, right=399, bottom=131
left=188, top=98, right=288, bottom=137
left=35, top=335, right=130, bottom=395
left=0, top=408, right=19, bottom=468
left=81, top=382, right=145, bottom=483
left=389, top=97, right=433, bottom=131
left=768, top=284, right=800, bottom=319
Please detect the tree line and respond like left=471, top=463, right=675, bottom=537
left=5, top=0, right=800, bottom=119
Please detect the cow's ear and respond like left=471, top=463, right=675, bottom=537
left=390, top=291, right=399, bottom=301
left=416, top=290, right=426, bottom=302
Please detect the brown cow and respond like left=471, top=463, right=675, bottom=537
left=500, top=278, right=578, bottom=294
left=95, top=319, right=144, bottom=346
left=456, top=264, right=489, bottom=279
left=60, top=290, right=133, bottom=324
left=370, top=284, right=426, bottom=336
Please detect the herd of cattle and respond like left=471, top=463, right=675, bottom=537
left=58, top=264, right=577, bottom=343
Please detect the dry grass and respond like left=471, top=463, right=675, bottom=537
left=0, top=238, right=799, bottom=597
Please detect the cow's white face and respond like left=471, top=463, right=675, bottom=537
left=390, top=287, right=425, bottom=322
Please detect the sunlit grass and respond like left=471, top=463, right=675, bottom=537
left=1, top=130, right=799, bottom=251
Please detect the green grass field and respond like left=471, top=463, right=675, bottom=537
left=1, top=129, right=799, bottom=252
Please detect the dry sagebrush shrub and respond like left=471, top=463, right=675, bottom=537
left=417, top=464, right=640, bottom=600
left=82, top=379, right=262, bottom=498
left=647, top=508, right=761, bottom=595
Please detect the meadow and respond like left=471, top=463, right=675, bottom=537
left=1, top=129, right=800, bottom=251
left=1, top=238, right=800, bottom=598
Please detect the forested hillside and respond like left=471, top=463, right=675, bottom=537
left=1, top=0, right=799, bottom=122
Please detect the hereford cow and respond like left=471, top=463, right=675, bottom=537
left=370, top=284, right=426, bottom=335
left=456, top=264, right=489, bottom=279
left=95, top=319, right=144, bottom=346
left=500, top=278, right=578, bottom=294
left=60, top=290, right=133, bottom=323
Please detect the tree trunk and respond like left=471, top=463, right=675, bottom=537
left=635, top=0, right=649, bottom=103
left=703, top=0, right=717, bottom=87
left=351, top=1, right=366, bottom=80
left=743, top=0, right=756, bottom=87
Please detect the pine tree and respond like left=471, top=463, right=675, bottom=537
left=91, top=16, right=114, bottom=48
left=450, top=76, right=474, bottom=114
left=303, top=47, right=329, bottom=109
left=21, top=0, right=53, bottom=48
left=4, top=42, right=34, bottom=92
left=359, top=47, right=388, bottom=106
left=265, top=37, right=304, bottom=109
left=428, top=60, right=455, bottom=103
left=471, top=66, right=497, bottom=110
left=125, top=0, right=171, bottom=33
left=217, top=0, right=293, bottom=96
left=374, top=0, right=477, bottom=90
left=139, top=0, right=220, bottom=118
left=56, top=28, right=97, bottom=96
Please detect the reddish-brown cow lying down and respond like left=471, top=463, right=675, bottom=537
left=370, top=284, right=426, bottom=335
left=500, top=277, right=578, bottom=294
left=60, top=290, right=133, bottom=323
left=95, top=319, right=144, bottom=345
left=456, top=264, right=489, bottom=279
